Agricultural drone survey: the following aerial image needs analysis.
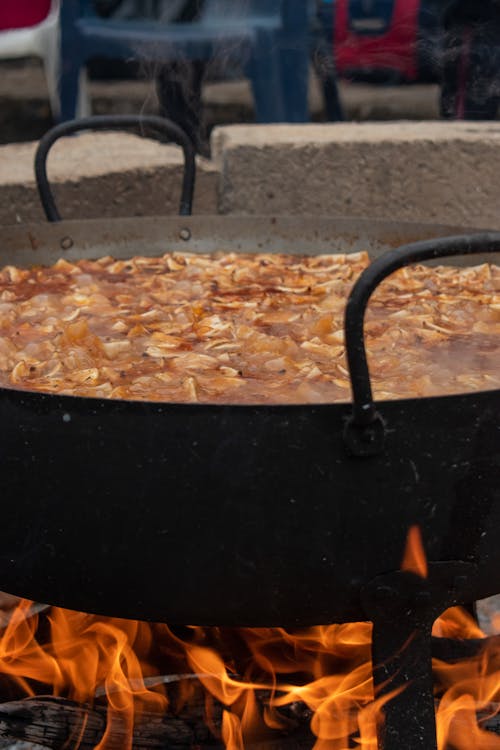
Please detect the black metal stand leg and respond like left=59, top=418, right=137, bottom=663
left=362, top=561, right=478, bottom=750
left=371, top=618, right=437, bottom=750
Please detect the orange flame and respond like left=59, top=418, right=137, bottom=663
left=434, top=634, right=500, bottom=750
left=401, top=524, right=428, bottom=578
left=222, top=710, right=244, bottom=750
left=433, top=605, right=485, bottom=640
left=0, top=593, right=498, bottom=750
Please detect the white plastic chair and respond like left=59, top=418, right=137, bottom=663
left=0, top=0, right=61, bottom=117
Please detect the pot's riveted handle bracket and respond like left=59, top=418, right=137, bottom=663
left=343, top=232, right=500, bottom=457
left=34, top=114, right=196, bottom=220
left=343, top=411, right=385, bottom=457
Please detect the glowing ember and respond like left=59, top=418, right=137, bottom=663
left=0, top=596, right=498, bottom=750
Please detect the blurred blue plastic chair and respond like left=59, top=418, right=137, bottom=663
left=59, top=0, right=311, bottom=123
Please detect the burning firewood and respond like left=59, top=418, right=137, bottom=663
left=1, top=635, right=499, bottom=748
left=0, top=694, right=497, bottom=750
left=0, top=595, right=498, bottom=750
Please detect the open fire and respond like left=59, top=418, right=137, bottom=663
left=0, top=528, right=498, bottom=750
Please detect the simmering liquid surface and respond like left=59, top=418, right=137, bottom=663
left=0, top=251, right=498, bottom=403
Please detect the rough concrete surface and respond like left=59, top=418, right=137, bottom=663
left=0, top=133, right=217, bottom=225
left=3, top=121, right=500, bottom=228
left=212, top=121, right=500, bottom=229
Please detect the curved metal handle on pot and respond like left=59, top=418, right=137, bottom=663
left=34, top=114, right=196, bottom=220
left=344, top=232, right=500, bottom=456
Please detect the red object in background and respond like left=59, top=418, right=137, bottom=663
left=334, top=0, right=421, bottom=81
left=0, top=0, right=51, bottom=31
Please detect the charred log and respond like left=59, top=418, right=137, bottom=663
left=0, top=694, right=498, bottom=750
left=0, top=695, right=216, bottom=750
left=0, top=697, right=107, bottom=749
left=0, top=695, right=314, bottom=750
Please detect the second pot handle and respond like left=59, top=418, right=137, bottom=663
left=34, top=114, right=196, bottom=220
left=344, top=232, right=500, bottom=456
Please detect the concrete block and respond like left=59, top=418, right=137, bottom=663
left=0, top=132, right=218, bottom=225
left=212, top=122, right=500, bottom=229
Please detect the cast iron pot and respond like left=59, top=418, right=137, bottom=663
left=0, top=116, right=498, bottom=627
left=0, top=215, right=498, bottom=627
